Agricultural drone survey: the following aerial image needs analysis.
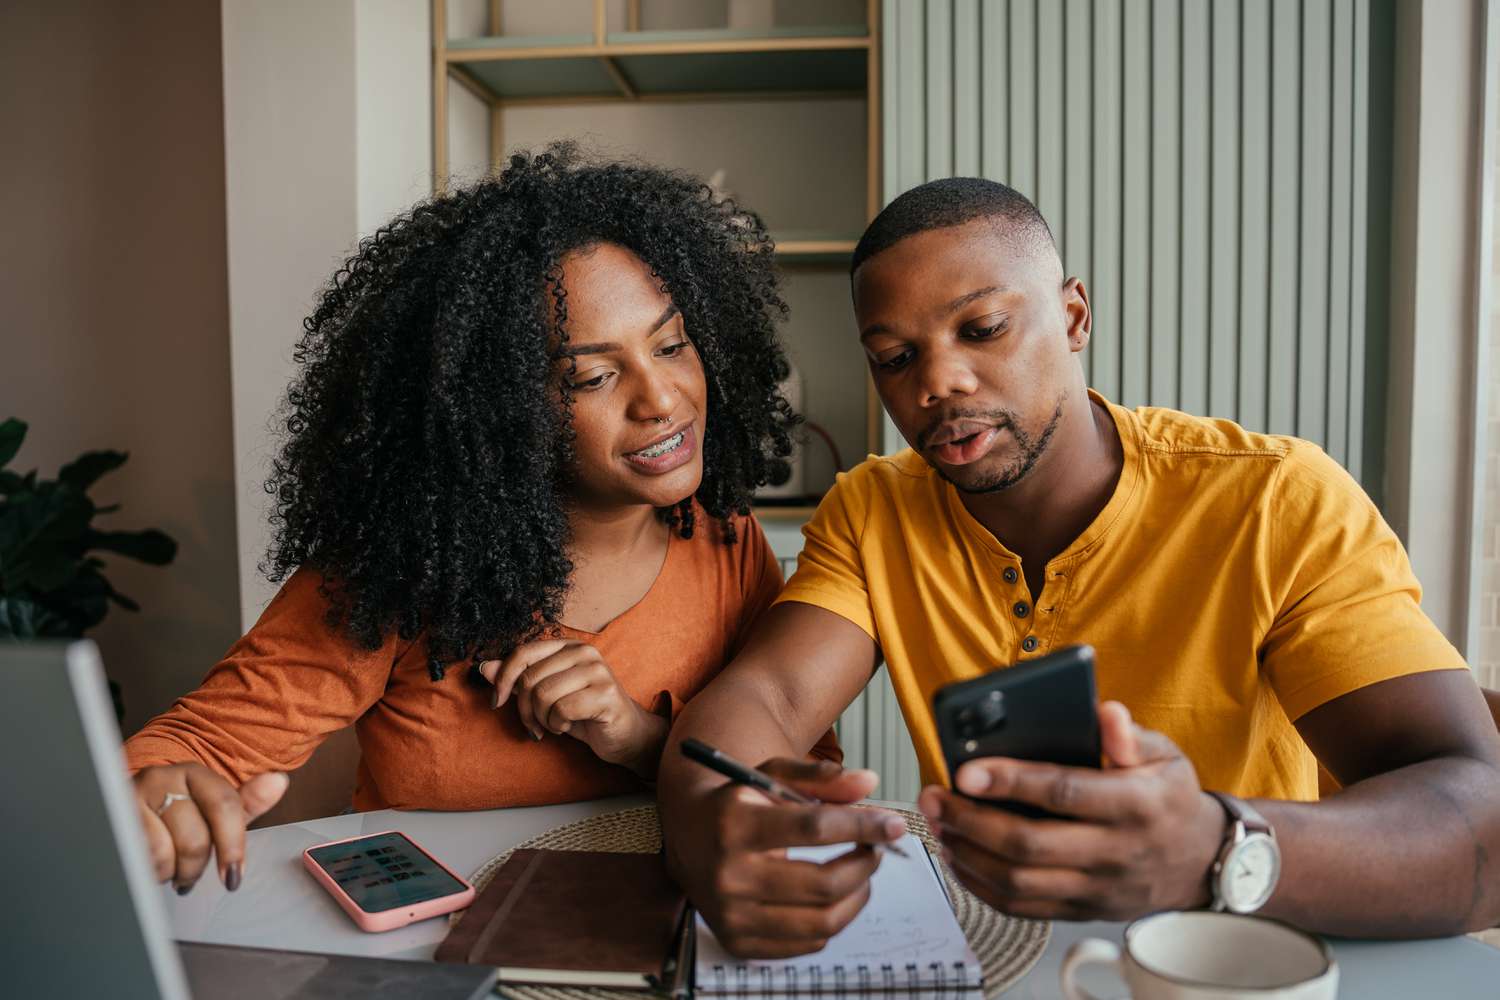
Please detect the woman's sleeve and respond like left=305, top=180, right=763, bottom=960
left=729, top=512, right=789, bottom=658
left=122, top=568, right=401, bottom=787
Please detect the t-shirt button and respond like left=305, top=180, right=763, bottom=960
left=1002, top=566, right=1019, bottom=584
left=1013, top=601, right=1030, bottom=618
left=1021, top=635, right=1039, bottom=652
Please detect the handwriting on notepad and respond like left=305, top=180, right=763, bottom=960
left=828, top=911, right=964, bottom=964
left=779, top=834, right=976, bottom=968
left=695, top=832, right=982, bottom=994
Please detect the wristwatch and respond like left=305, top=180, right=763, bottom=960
left=1205, top=791, right=1280, bottom=914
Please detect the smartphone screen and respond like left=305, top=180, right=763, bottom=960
left=305, top=832, right=468, bottom=913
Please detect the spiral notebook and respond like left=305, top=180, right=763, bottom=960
left=694, top=834, right=983, bottom=995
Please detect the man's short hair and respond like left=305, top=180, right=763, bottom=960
left=850, top=176, right=1057, bottom=275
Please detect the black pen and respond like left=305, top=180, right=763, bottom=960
left=679, top=738, right=909, bottom=858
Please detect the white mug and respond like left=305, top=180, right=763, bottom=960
left=1060, top=911, right=1338, bottom=999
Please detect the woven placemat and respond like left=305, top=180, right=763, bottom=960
left=452, top=804, right=1050, bottom=999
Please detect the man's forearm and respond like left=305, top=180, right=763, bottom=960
left=657, top=602, right=878, bottom=827
left=658, top=667, right=809, bottom=819
left=1255, top=754, right=1500, bottom=936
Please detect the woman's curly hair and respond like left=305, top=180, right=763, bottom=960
left=263, top=143, right=797, bottom=679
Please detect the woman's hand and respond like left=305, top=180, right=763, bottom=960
left=132, top=763, right=289, bottom=894
left=480, top=639, right=668, bottom=778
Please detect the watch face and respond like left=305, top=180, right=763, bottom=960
left=1220, top=833, right=1280, bottom=913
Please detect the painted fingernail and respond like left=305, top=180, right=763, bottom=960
left=226, top=863, right=242, bottom=892
left=176, top=883, right=192, bottom=896
left=531, top=729, right=543, bottom=741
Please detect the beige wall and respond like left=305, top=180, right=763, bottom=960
left=226, top=0, right=436, bottom=626
left=0, top=2, right=241, bottom=733
left=223, top=0, right=359, bottom=625
left=356, top=0, right=432, bottom=238
left=1477, top=113, right=1500, bottom=692
left=1383, top=0, right=1491, bottom=651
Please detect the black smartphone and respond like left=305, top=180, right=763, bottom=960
left=931, top=644, right=1101, bottom=817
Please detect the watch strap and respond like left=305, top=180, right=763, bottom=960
left=1207, top=790, right=1273, bottom=837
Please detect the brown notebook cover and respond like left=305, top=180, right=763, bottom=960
left=435, top=849, right=689, bottom=992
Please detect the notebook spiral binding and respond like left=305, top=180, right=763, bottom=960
left=709, top=960, right=974, bottom=994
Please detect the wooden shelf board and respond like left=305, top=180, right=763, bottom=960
left=455, top=55, right=617, bottom=99
left=751, top=504, right=819, bottom=521
left=770, top=235, right=858, bottom=266
left=446, top=32, right=594, bottom=53
left=776, top=239, right=856, bottom=255
left=606, top=25, right=868, bottom=46
left=488, top=89, right=865, bottom=108
left=612, top=48, right=865, bottom=94
left=449, top=41, right=867, bottom=100
left=447, top=25, right=870, bottom=64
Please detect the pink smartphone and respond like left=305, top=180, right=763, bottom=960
left=302, top=830, right=476, bottom=933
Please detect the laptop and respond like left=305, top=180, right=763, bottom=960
left=0, top=640, right=498, bottom=999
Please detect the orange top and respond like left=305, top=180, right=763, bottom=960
left=126, top=511, right=832, bottom=811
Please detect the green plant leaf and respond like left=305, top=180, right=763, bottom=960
left=0, top=428, right=172, bottom=638
left=1, top=491, right=60, bottom=561
left=35, top=603, right=89, bottom=637
left=70, top=565, right=142, bottom=614
left=58, top=450, right=127, bottom=491
left=0, top=487, right=93, bottom=565
left=35, top=569, right=111, bottom=633
left=9, top=552, right=79, bottom=591
left=0, top=419, right=25, bottom=469
left=0, top=597, right=38, bottom=638
left=84, top=529, right=177, bottom=565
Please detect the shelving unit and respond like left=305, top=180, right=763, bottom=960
left=431, top=0, right=882, bottom=521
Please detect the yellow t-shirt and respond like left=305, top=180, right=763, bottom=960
left=775, top=391, right=1466, bottom=801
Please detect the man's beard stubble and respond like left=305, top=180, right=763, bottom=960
left=927, top=394, right=1067, bottom=495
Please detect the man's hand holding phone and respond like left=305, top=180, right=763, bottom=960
left=919, top=700, right=1225, bottom=922
left=662, top=757, right=907, bottom=959
left=132, top=763, right=289, bottom=895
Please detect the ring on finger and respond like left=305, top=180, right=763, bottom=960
left=155, top=791, right=191, bottom=816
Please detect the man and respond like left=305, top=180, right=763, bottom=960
left=657, top=178, right=1500, bottom=957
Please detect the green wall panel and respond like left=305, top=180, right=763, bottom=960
left=877, top=0, right=1380, bottom=475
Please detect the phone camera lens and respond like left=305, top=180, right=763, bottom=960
left=975, top=691, right=1007, bottom=732
left=955, top=691, right=1006, bottom=741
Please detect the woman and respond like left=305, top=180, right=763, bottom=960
left=125, top=144, right=834, bottom=895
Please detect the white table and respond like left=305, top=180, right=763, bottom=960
left=165, top=795, right=1500, bottom=998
